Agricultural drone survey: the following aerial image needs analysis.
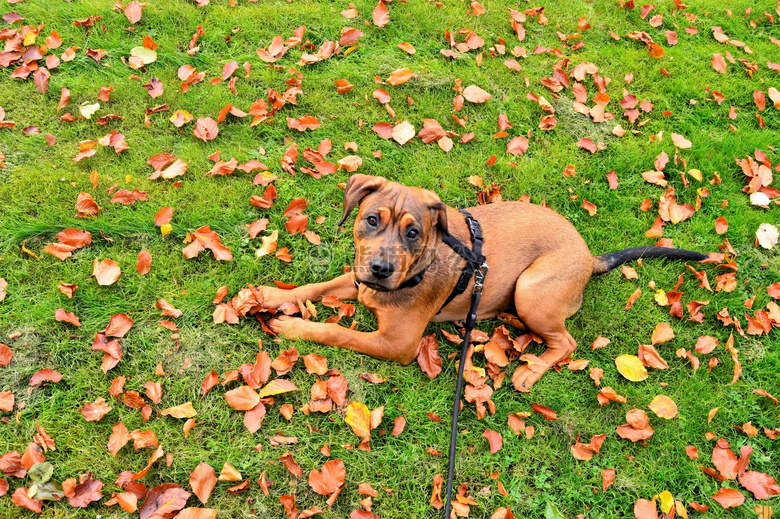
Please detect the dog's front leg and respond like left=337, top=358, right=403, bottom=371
left=268, top=305, right=431, bottom=365
left=254, top=273, right=359, bottom=310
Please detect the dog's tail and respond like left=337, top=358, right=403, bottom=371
left=592, top=246, right=707, bottom=275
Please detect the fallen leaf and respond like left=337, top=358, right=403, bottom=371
left=190, top=463, right=217, bottom=504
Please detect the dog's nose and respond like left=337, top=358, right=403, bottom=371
left=369, top=259, right=395, bottom=279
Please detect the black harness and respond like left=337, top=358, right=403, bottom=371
left=351, top=209, right=489, bottom=516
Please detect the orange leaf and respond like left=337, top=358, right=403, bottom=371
left=462, top=85, right=491, bottom=103
left=136, top=251, right=152, bottom=275
left=55, top=308, right=81, bottom=327
left=373, top=0, right=389, bottom=27
left=531, top=402, right=557, bottom=421
left=711, top=488, right=744, bottom=508
left=308, top=459, right=345, bottom=496
left=225, top=386, right=260, bottom=410
left=392, top=416, right=406, bottom=436
left=303, top=353, right=328, bottom=375
left=387, top=68, right=413, bottom=86
left=651, top=322, right=674, bottom=344
left=190, top=463, right=217, bottom=504
left=482, top=429, right=503, bottom=453
left=161, top=402, right=197, bottom=418
left=648, top=395, right=678, bottom=419
left=93, top=258, right=121, bottom=285
left=193, top=118, right=218, bottom=142
left=108, top=421, right=129, bottom=456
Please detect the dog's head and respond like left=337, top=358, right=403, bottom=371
left=338, top=174, right=448, bottom=291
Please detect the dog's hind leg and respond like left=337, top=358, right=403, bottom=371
left=509, top=255, right=590, bottom=391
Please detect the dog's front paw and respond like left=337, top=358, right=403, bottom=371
left=253, top=285, right=297, bottom=310
left=267, top=315, right=307, bottom=340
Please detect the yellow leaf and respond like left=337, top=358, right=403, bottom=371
left=161, top=224, right=172, bottom=236
left=687, top=169, right=703, bottom=181
left=648, top=394, right=678, bottom=419
left=125, top=175, right=132, bottom=183
left=130, top=46, right=157, bottom=65
left=615, top=354, right=648, bottom=382
left=23, top=31, right=38, bottom=46
left=657, top=490, right=674, bottom=514
left=257, top=379, right=298, bottom=398
left=345, top=401, right=371, bottom=440
left=654, top=289, right=668, bottom=306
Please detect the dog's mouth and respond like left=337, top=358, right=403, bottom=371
left=357, top=279, right=392, bottom=292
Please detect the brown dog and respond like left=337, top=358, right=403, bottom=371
left=262, top=174, right=705, bottom=390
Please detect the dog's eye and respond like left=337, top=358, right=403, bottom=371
left=366, top=216, right=378, bottom=227
left=406, top=229, right=419, bottom=240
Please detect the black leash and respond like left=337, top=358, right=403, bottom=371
left=441, top=211, right=488, bottom=518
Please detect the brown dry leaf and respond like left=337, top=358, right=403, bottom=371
left=416, top=334, right=442, bottom=379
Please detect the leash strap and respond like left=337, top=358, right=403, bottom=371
left=443, top=258, right=487, bottom=517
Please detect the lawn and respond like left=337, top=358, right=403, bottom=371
left=0, top=0, right=779, bottom=518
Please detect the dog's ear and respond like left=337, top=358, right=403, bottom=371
left=338, top=174, right=387, bottom=225
left=423, top=190, right=448, bottom=235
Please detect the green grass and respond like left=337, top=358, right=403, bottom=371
left=1, top=0, right=779, bottom=517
